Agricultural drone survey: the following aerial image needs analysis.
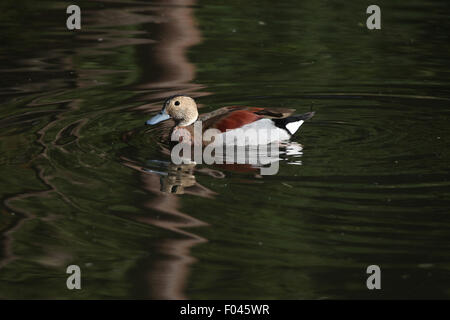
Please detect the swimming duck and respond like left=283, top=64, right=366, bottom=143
left=145, top=95, right=314, bottom=145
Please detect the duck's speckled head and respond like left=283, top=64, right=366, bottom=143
left=146, top=95, right=198, bottom=127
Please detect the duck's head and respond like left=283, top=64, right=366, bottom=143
left=146, top=95, right=198, bottom=127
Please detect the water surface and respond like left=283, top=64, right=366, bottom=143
left=0, top=0, right=450, bottom=299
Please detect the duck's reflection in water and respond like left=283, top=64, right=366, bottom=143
left=121, top=158, right=217, bottom=299
left=140, top=140, right=304, bottom=193
left=155, top=162, right=222, bottom=195
left=121, top=140, right=303, bottom=298
left=160, top=162, right=196, bottom=194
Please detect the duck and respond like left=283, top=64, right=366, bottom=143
left=145, top=95, right=315, bottom=146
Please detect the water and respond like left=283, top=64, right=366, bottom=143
left=0, top=0, right=449, bottom=299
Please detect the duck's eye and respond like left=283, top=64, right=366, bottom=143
left=174, top=101, right=180, bottom=106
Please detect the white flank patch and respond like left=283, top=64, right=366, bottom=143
left=285, top=120, right=304, bottom=135
left=216, top=119, right=291, bottom=146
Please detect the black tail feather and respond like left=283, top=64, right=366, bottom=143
left=273, top=111, right=315, bottom=135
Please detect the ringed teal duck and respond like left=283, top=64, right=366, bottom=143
left=146, top=95, right=315, bottom=145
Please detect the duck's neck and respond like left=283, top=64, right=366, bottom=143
left=177, top=115, right=198, bottom=127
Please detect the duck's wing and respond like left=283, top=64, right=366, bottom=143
left=199, top=106, right=295, bottom=132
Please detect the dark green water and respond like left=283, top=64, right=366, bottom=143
left=1, top=0, right=450, bottom=299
